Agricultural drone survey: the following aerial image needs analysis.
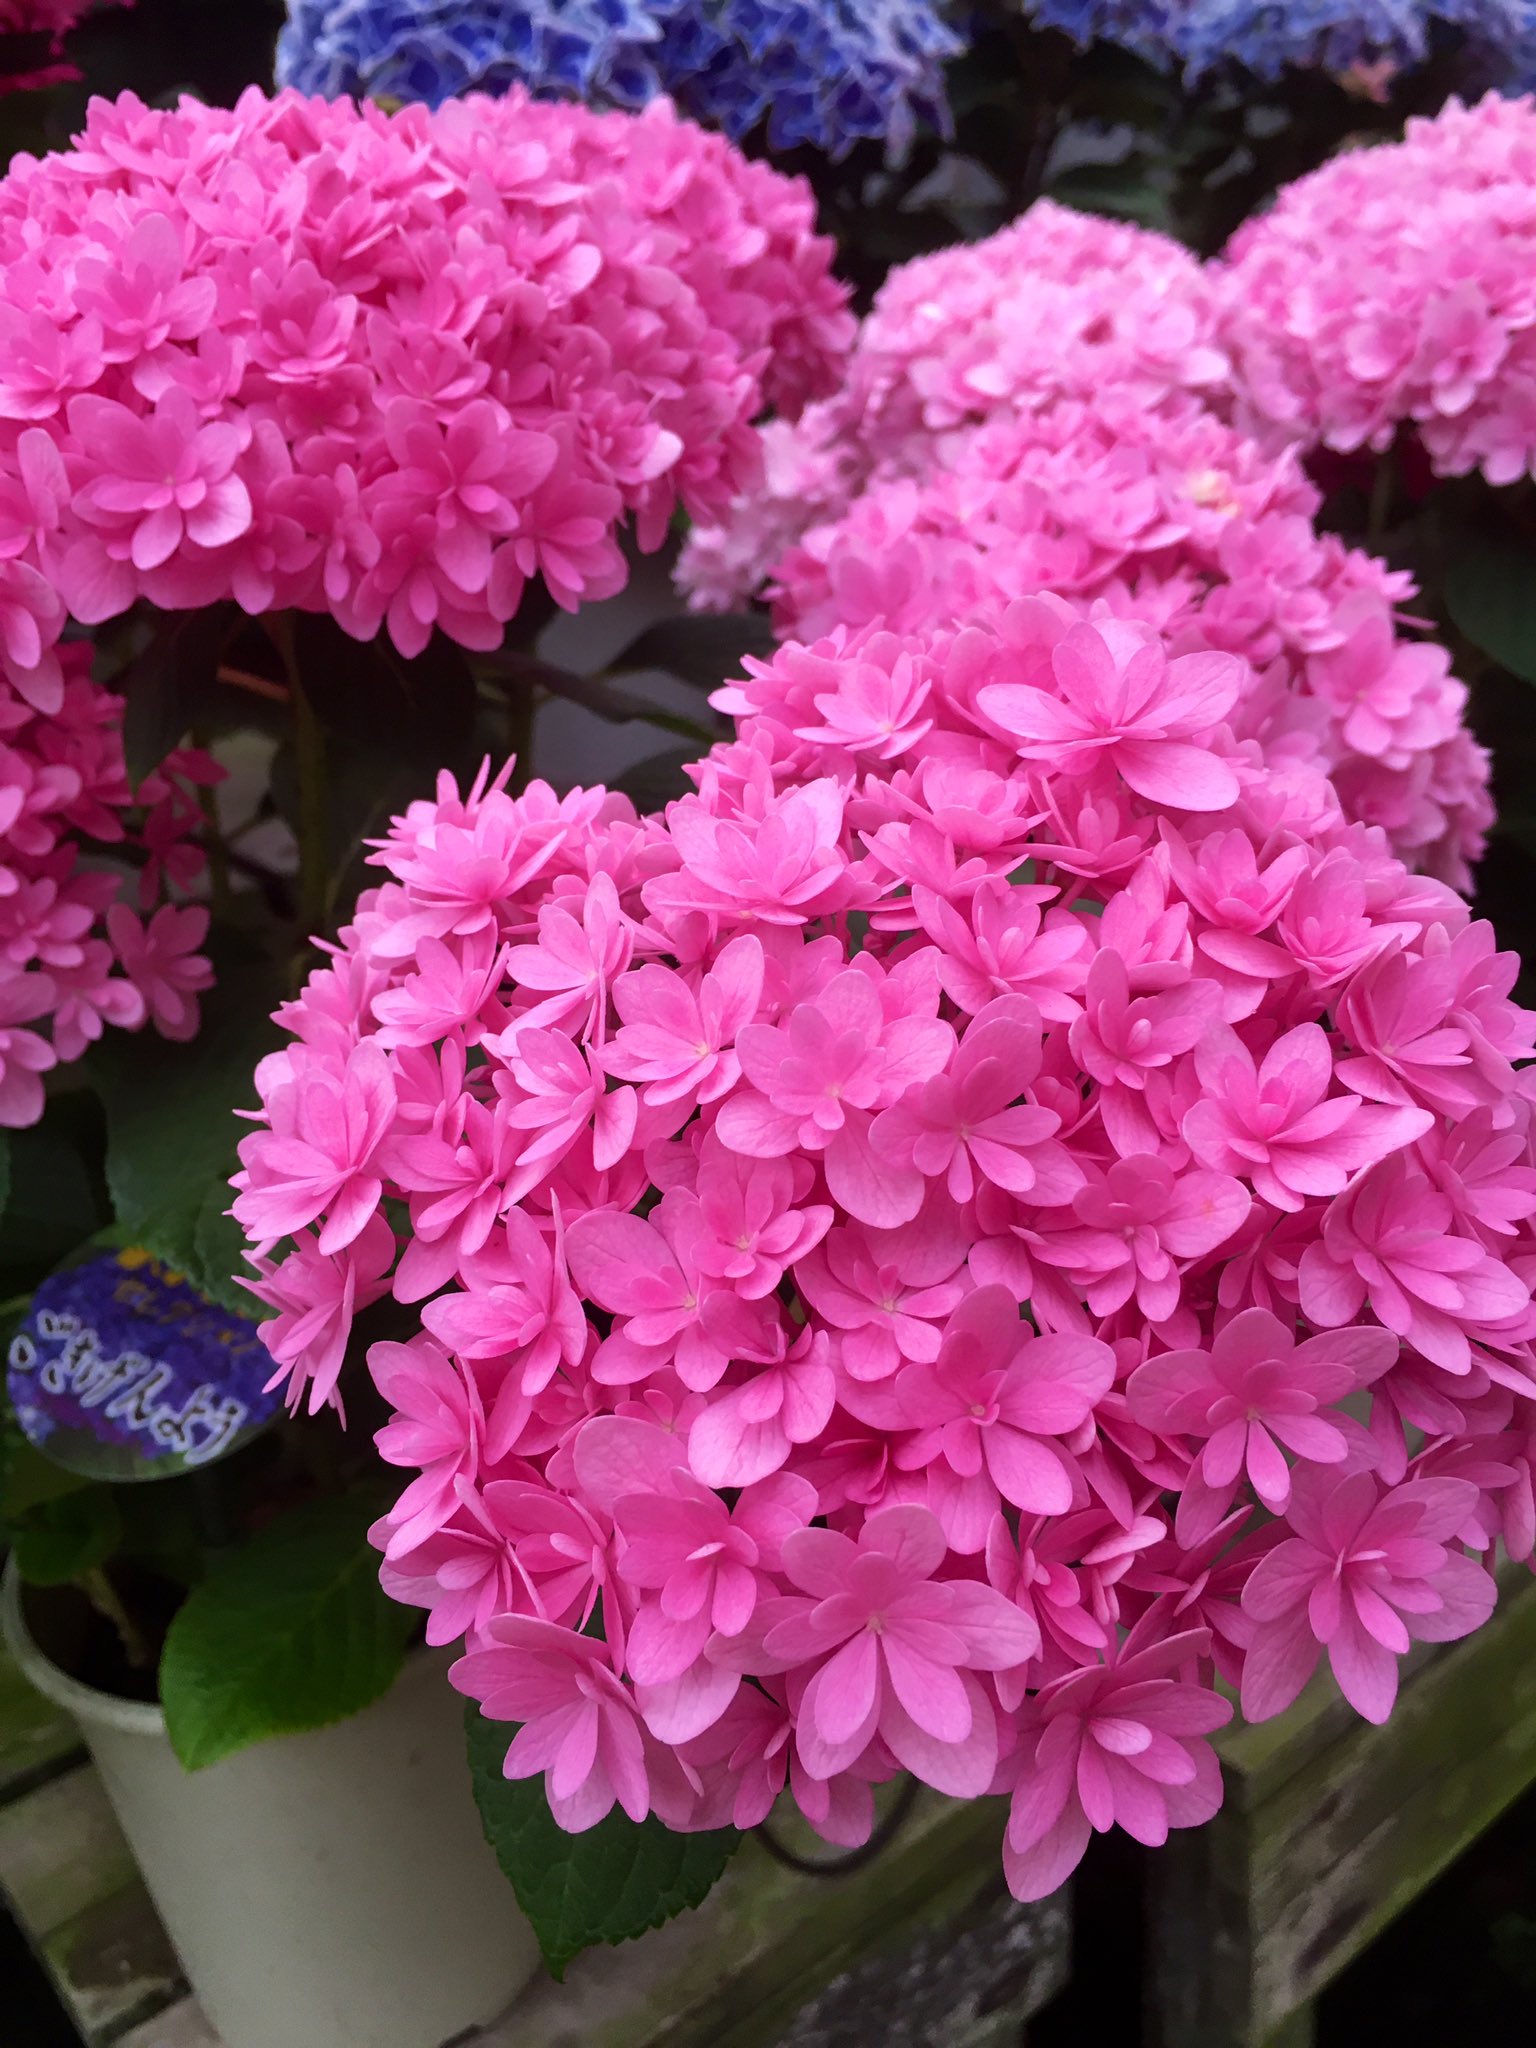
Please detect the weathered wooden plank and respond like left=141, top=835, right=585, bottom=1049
left=482, top=1793, right=1068, bottom=2048
left=0, top=1757, right=187, bottom=2045
left=41, top=1885, right=185, bottom=2045
left=0, top=1764, right=140, bottom=1937
left=0, top=1718, right=1067, bottom=2048
left=117, top=1996, right=220, bottom=2048
left=0, top=1639, right=81, bottom=1802
left=1259, top=2010, right=1316, bottom=2048
left=1148, top=1569, right=1536, bottom=2048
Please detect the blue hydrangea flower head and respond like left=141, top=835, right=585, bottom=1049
left=276, top=0, right=960, bottom=159
left=1023, top=0, right=1536, bottom=82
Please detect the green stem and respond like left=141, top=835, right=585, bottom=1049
left=293, top=679, right=329, bottom=937
left=80, top=1565, right=152, bottom=1671
left=269, top=616, right=330, bottom=942
left=282, top=1409, right=345, bottom=1501
left=190, top=725, right=231, bottom=922
left=505, top=684, right=538, bottom=796
left=1368, top=442, right=1397, bottom=552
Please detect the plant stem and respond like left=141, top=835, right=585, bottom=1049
left=283, top=1409, right=344, bottom=1500
left=292, top=679, right=329, bottom=937
left=190, top=725, right=232, bottom=922
left=268, top=616, right=330, bottom=942
left=1368, top=442, right=1397, bottom=551
left=80, top=1565, right=153, bottom=1671
left=215, top=664, right=289, bottom=703
left=505, top=683, right=538, bottom=795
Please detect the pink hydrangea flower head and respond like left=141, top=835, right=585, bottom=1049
left=1220, top=93, right=1536, bottom=486
left=0, top=86, right=849, bottom=1109
left=681, top=194, right=1491, bottom=885
left=235, top=592, right=1536, bottom=1908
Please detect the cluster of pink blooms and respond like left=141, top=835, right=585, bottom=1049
left=232, top=583, right=1536, bottom=1899
left=0, top=83, right=845, bottom=1116
left=1220, top=92, right=1536, bottom=484
left=0, top=83, right=848, bottom=698
left=680, top=201, right=1229, bottom=613
left=680, top=201, right=1492, bottom=892
left=0, top=641, right=215, bottom=1125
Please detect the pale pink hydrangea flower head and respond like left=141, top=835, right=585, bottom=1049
left=681, top=195, right=1490, bottom=889
left=1220, top=92, right=1536, bottom=486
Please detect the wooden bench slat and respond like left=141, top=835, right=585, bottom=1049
left=2, top=1624, right=1069, bottom=2048
left=0, top=1642, right=81, bottom=1803
left=0, top=1765, right=140, bottom=1939
left=40, top=1885, right=186, bottom=2046
left=117, top=1997, right=220, bottom=2048
left=1149, top=1569, right=1536, bottom=2048
left=482, top=1795, right=1067, bottom=2048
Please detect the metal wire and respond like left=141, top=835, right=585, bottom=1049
left=753, top=1773, right=922, bottom=1879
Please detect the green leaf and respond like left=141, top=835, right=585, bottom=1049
left=159, top=1493, right=413, bottom=1770
left=9, top=1487, right=122, bottom=1586
left=613, top=745, right=701, bottom=813
left=0, top=1095, right=110, bottom=1302
left=1444, top=540, right=1536, bottom=684
left=608, top=612, right=777, bottom=692
left=112, top=602, right=241, bottom=790
left=0, top=1428, right=92, bottom=1525
left=1048, top=159, right=1174, bottom=232
left=483, top=652, right=715, bottom=747
left=276, top=617, right=481, bottom=924
left=465, top=1702, right=741, bottom=1977
left=0, top=1131, right=10, bottom=1233
left=92, top=958, right=282, bottom=1313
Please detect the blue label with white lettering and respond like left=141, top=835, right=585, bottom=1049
left=6, top=1248, right=281, bottom=1481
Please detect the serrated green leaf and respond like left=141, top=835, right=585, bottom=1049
left=188, top=1181, right=254, bottom=1317
left=160, top=1493, right=413, bottom=1770
left=10, top=1487, right=122, bottom=1586
left=1445, top=541, right=1536, bottom=684
left=113, top=602, right=241, bottom=789
left=92, top=958, right=282, bottom=1308
left=465, top=1702, right=740, bottom=1977
left=0, top=1090, right=110, bottom=1302
left=274, top=617, right=481, bottom=925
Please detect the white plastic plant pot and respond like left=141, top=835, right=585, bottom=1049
left=2, top=1558, right=541, bottom=2048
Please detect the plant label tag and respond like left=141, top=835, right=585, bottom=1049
left=5, top=1247, right=282, bottom=1481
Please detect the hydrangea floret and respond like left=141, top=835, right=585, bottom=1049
left=0, top=83, right=848, bottom=1115
left=1220, top=90, right=1536, bottom=483
left=276, top=0, right=960, bottom=160
left=232, top=589, right=1536, bottom=1900
left=0, top=641, right=215, bottom=1125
